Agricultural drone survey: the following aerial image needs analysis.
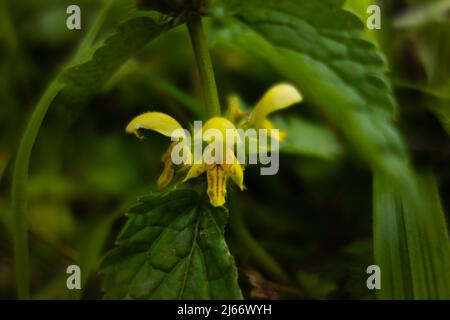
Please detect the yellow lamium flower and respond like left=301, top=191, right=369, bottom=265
left=126, top=111, right=185, bottom=139
left=244, top=83, right=302, bottom=141
left=184, top=150, right=244, bottom=207
left=125, top=83, right=302, bottom=207
left=185, top=117, right=244, bottom=207
left=125, top=111, right=191, bottom=189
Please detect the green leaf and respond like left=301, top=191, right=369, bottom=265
left=213, top=0, right=450, bottom=299
left=217, top=0, right=405, bottom=166
left=374, top=171, right=450, bottom=299
left=274, top=117, right=342, bottom=159
left=344, top=0, right=379, bottom=44
left=53, top=16, right=171, bottom=122
left=100, top=189, right=242, bottom=299
left=373, top=172, right=413, bottom=299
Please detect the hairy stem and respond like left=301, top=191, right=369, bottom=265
left=187, top=12, right=221, bottom=118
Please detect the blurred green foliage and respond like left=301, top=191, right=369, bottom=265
left=0, top=0, right=449, bottom=299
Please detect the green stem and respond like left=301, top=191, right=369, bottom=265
left=229, top=197, right=290, bottom=284
left=187, top=12, right=221, bottom=118
left=12, top=81, right=63, bottom=299
left=10, top=1, right=113, bottom=299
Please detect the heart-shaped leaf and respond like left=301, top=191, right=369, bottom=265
left=101, top=189, right=242, bottom=299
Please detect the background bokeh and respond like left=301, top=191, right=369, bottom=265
left=0, top=0, right=449, bottom=299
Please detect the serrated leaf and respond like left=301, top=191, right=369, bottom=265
left=53, top=16, right=171, bottom=123
left=100, top=189, right=242, bottom=299
left=214, top=0, right=450, bottom=299
left=344, top=0, right=379, bottom=44
left=222, top=0, right=405, bottom=163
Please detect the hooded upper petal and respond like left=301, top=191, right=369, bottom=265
left=249, top=83, right=302, bottom=127
left=199, top=116, right=242, bottom=147
left=126, top=111, right=185, bottom=139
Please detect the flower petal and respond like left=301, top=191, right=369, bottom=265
left=157, top=145, right=176, bottom=189
left=225, top=148, right=244, bottom=190
left=157, top=161, right=174, bottom=189
left=183, top=162, right=207, bottom=182
left=250, top=84, right=302, bottom=127
left=201, top=117, right=237, bottom=138
left=199, top=116, right=241, bottom=147
left=226, top=95, right=248, bottom=123
left=228, top=161, right=244, bottom=191
left=126, top=112, right=184, bottom=139
left=206, top=166, right=227, bottom=207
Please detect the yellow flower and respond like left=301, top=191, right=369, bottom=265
left=229, top=83, right=302, bottom=141
left=125, top=111, right=191, bottom=189
left=125, top=83, right=302, bottom=207
left=126, top=111, right=185, bottom=140
left=184, top=117, right=244, bottom=207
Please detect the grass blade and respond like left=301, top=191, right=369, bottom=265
left=374, top=170, right=450, bottom=299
